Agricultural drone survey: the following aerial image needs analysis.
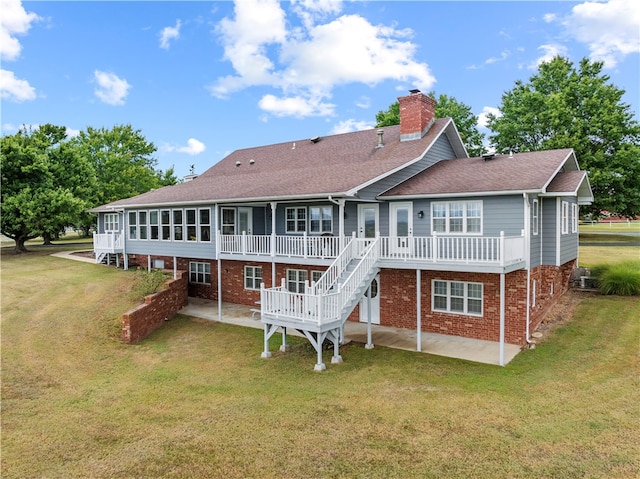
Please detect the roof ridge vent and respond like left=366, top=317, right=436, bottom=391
left=309, top=136, right=321, bottom=143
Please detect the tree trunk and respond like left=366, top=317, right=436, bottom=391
left=42, top=232, right=53, bottom=245
left=14, top=236, right=29, bottom=253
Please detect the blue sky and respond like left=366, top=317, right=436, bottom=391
left=2, top=0, right=638, bottom=179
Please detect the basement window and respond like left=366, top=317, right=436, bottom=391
left=189, top=262, right=211, bottom=285
left=432, top=280, right=483, bottom=316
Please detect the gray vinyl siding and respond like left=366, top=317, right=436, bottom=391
left=124, top=237, right=217, bottom=259
left=560, top=198, right=579, bottom=265
left=529, top=196, right=542, bottom=268
left=358, top=135, right=457, bottom=200
left=541, top=198, right=557, bottom=265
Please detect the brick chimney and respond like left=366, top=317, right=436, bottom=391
left=398, top=90, right=437, bottom=141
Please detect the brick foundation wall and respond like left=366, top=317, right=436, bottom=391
left=529, top=260, right=576, bottom=333
left=121, top=270, right=189, bottom=343
left=348, top=264, right=574, bottom=346
left=127, top=253, right=575, bottom=347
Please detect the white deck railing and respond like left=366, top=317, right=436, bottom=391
left=93, top=232, right=124, bottom=252
left=379, top=232, right=524, bottom=266
left=220, top=232, right=525, bottom=267
left=217, top=232, right=345, bottom=259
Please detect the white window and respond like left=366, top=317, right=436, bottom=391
left=286, top=207, right=307, bottom=233
left=244, top=266, right=262, bottom=290
left=185, top=209, right=197, bottom=241
left=532, top=199, right=539, bottom=235
left=561, top=201, right=569, bottom=235
left=571, top=203, right=578, bottom=233
left=189, top=262, right=211, bottom=284
left=432, top=280, right=483, bottom=316
left=431, top=201, right=482, bottom=234
left=287, top=269, right=308, bottom=293
left=161, top=210, right=171, bottom=240
left=200, top=208, right=211, bottom=242
left=128, top=211, right=137, bottom=239
left=173, top=210, right=184, bottom=241
left=309, top=206, right=332, bottom=234
left=138, top=211, right=148, bottom=240
left=311, top=270, right=324, bottom=285
left=104, top=213, right=119, bottom=232
left=221, top=207, right=236, bottom=235
left=150, top=210, right=159, bottom=240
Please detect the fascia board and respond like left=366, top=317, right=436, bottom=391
left=541, top=149, right=576, bottom=193
left=380, top=189, right=540, bottom=200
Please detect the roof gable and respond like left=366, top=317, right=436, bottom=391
left=380, top=149, right=578, bottom=198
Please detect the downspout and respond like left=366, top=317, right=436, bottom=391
left=523, top=193, right=533, bottom=346
left=214, top=203, right=222, bottom=322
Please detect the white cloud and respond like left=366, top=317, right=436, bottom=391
left=0, top=68, right=36, bottom=102
left=484, top=50, right=511, bottom=65
left=65, top=127, right=80, bottom=138
left=210, top=0, right=435, bottom=118
left=543, top=13, right=557, bottom=23
left=563, top=0, right=640, bottom=68
left=177, top=138, right=206, bottom=155
left=529, top=43, right=569, bottom=69
left=477, top=106, right=501, bottom=129
left=258, top=94, right=335, bottom=117
left=165, top=138, right=206, bottom=155
left=93, top=70, right=131, bottom=105
left=330, top=118, right=375, bottom=135
left=0, top=0, right=40, bottom=61
left=159, top=19, right=181, bottom=49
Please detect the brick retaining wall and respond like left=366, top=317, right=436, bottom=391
left=121, top=270, right=189, bottom=343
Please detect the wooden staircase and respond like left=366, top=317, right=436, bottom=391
left=260, top=237, right=380, bottom=371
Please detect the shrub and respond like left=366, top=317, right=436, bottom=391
left=598, top=261, right=640, bottom=296
left=131, top=269, right=171, bottom=300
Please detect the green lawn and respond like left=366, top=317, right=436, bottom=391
left=580, top=221, right=640, bottom=233
left=1, top=246, right=639, bottom=478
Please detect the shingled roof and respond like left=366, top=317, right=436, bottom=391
left=380, top=149, right=585, bottom=198
left=90, top=117, right=465, bottom=212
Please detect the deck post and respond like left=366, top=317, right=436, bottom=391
left=499, top=272, right=505, bottom=366
left=314, top=332, right=327, bottom=371
left=416, top=269, right=422, bottom=352
left=279, top=327, right=289, bottom=352
left=365, top=283, right=374, bottom=349
left=330, top=328, right=343, bottom=364
left=270, top=202, right=276, bottom=258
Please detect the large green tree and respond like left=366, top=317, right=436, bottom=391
left=70, top=124, right=178, bottom=234
left=487, top=56, right=640, bottom=218
left=1, top=125, right=95, bottom=252
left=375, top=92, right=485, bottom=157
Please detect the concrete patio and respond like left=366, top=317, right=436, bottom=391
left=179, top=297, right=522, bottom=366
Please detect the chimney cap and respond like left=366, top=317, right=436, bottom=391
left=409, top=88, right=421, bottom=94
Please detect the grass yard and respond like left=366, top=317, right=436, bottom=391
left=2, top=246, right=639, bottom=478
